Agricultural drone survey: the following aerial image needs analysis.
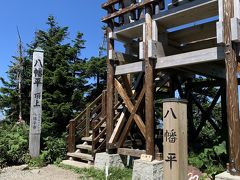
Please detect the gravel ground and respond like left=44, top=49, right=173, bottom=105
left=0, top=164, right=80, bottom=180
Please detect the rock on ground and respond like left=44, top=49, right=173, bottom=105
left=0, top=164, right=80, bottom=180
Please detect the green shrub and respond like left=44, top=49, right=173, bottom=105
left=189, top=141, right=227, bottom=179
left=0, top=122, right=29, bottom=167
left=25, top=155, right=46, bottom=167
left=40, top=135, right=67, bottom=164
left=0, top=121, right=67, bottom=167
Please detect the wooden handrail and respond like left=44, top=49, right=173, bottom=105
left=94, top=128, right=106, bottom=143
left=87, top=93, right=102, bottom=109
left=93, top=116, right=106, bottom=131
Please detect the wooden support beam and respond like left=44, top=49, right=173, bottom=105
left=191, top=88, right=222, bottom=137
left=223, top=0, right=240, bottom=175
left=115, top=47, right=226, bottom=75
left=109, top=108, right=128, bottom=145
left=116, top=85, right=146, bottom=148
left=106, top=28, right=115, bottom=152
left=117, top=148, right=146, bottom=157
left=109, top=73, right=144, bottom=146
left=188, top=80, right=224, bottom=89
left=181, top=63, right=225, bottom=79
left=155, top=47, right=225, bottom=68
left=115, top=79, right=146, bottom=138
left=144, top=4, right=155, bottom=157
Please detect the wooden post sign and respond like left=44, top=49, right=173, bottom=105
left=163, top=99, right=188, bottom=180
left=29, top=47, right=44, bottom=157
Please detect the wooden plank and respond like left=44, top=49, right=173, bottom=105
left=67, top=152, right=93, bottom=161
left=76, top=144, right=92, bottom=151
left=115, top=79, right=134, bottom=111
left=223, top=0, right=240, bottom=175
left=163, top=99, right=188, bottom=180
left=155, top=47, right=225, bottom=69
left=181, top=63, right=225, bottom=79
left=115, top=47, right=225, bottom=75
left=115, top=61, right=144, bottom=75
left=181, top=38, right=216, bottom=52
left=102, top=0, right=154, bottom=22
left=118, top=148, right=146, bottom=157
left=110, top=0, right=217, bottom=40
left=102, top=0, right=120, bottom=10
left=168, top=21, right=217, bottom=45
left=154, top=0, right=218, bottom=29
left=115, top=52, right=139, bottom=63
left=109, top=108, right=128, bottom=144
left=113, top=19, right=144, bottom=39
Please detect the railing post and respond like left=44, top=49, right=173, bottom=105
left=68, top=119, right=76, bottom=153
left=101, top=90, right=107, bottom=117
left=86, top=107, right=90, bottom=137
left=92, top=119, right=99, bottom=157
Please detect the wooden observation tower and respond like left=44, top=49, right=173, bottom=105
left=67, top=0, right=240, bottom=176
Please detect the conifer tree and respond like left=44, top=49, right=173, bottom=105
left=0, top=16, right=88, bottom=136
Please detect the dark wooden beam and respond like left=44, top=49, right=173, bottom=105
left=223, top=0, right=240, bottom=175
left=145, top=4, right=155, bottom=157
left=106, top=28, right=115, bottom=153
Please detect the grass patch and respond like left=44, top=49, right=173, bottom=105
left=58, top=163, right=132, bottom=180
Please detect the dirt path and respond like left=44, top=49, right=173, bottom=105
left=0, top=164, right=80, bottom=180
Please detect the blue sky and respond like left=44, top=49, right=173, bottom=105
left=0, top=0, right=106, bottom=82
left=0, top=0, right=106, bottom=119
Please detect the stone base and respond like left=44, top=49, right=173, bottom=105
left=94, top=152, right=124, bottom=170
left=132, top=159, right=163, bottom=180
left=215, top=172, right=240, bottom=180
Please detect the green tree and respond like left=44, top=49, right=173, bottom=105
left=0, top=16, right=89, bottom=136
left=85, top=56, right=107, bottom=100
left=28, top=16, right=88, bottom=135
left=0, top=57, right=32, bottom=121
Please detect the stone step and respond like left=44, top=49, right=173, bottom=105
left=82, top=136, right=104, bottom=142
left=61, top=160, right=93, bottom=168
left=81, top=136, right=92, bottom=142
left=67, top=152, right=94, bottom=161
left=76, top=144, right=92, bottom=151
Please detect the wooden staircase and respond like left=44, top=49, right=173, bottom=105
left=65, top=90, right=108, bottom=165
